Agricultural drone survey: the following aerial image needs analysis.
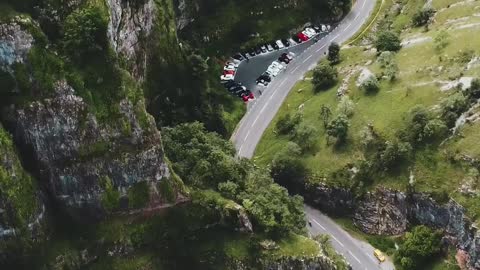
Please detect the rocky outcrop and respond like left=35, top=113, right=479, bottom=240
left=304, top=184, right=480, bottom=269
left=10, top=81, right=184, bottom=221
left=107, top=0, right=156, bottom=80
left=0, top=125, right=45, bottom=255
left=0, top=19, right=33, bottom=73
left=173, top=0, right=198, bottom=30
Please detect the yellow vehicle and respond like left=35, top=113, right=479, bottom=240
left=373, top=249, right=386, bottom=262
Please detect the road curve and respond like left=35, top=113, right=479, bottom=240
left=230, top=0, right=395, bottom=269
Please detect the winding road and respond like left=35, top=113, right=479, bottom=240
left=231, top=0, right=395, bottom=269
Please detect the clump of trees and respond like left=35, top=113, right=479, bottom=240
left=312, top=62, right=338, bottom=92
left=270, top=142, right=308, bottom=194
left=412, top=8, right=435, bottom=27
left=162, top=122, right=306, bottom=236
left=375, top=31, right=401, bottom=52
left=326, top=114, right=349, bottom=144
left=328, top=42, right=341, bottom=64
left=395, top=226, right=442, bottom=270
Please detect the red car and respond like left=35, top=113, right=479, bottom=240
left=223, top=70, right=235, bottom=75
left=242, top=95, right=249, bottom=102
left=248, top=92, right=254, bottom=100
left=297, top=32, right=309, bottom=41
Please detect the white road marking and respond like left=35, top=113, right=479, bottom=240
left=302, top=55, right=313, bottom=63
left=362, top=0, right=366, bottom=9
left=345, top=22, right=352, bottom=30
left=290, top=66, right=300, bottom=74
left=316, top=44, right=327, bottom=53
left=349, top=251, right=362, bottom=264
left=251, top=114, right=261, bottom=127
left=332, top=33, right=341, bottom=40
left=331, top=235, right=345, bottom=247
left=311, top=218, right=326, bottom=230
left=355, top=13, right=360, bottom=20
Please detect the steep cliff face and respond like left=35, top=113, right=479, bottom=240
left=0, top=125, right=45, bottom=256
left=107, top=0, right=156, bottom=79
left=304, top=185, right=480, bottom=269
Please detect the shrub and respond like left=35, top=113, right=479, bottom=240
left=378, top=141, right=412, bottom=171
left=440, top=92, right=468, bottom=128
left=326, top=114, right=349, bottom=143
left=63, top=7, right=108, bottom=61
left=412, top=8, right=435, bottom=27
left=101, top=176, right=120, bottom=211
left=327, top=42, right=341, bottom=64
left=218, top=181, right=239, bottom=199
left=395, top=226, right=442, bottom=270
left=276, top=112, right=302, bottom=135
left=377, top=51, right=399, bottom=81
left=434, top=30, right=450, bottom=53
left=336, top=96, right=355, bottom=117
left=293, top=123, right=318, bottom=151
left=312, top=62, right=338, bottom=92
left=360, top=75, right=380, bottom=93
left=375, top=31, right=401, bottom=52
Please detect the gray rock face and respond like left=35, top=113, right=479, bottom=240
left=107, top=0, right=155, bottom=79
left=0, top=20, right=33, bottom=72
left=11, top=81, right=179, bottom=221
left=173, top=0, right=198, bottom=30
left=0, top=125, right=45, bottom=254
left=304, top=184, right=480, bottom=269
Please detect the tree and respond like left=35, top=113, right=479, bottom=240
left=395, top=226, right=442, bottom=270
left=326, top=114, right=349, bottom=143
left=378, top=141, right=412, bottom=171
left=293, top=123, right=318, bottom=151
left=337, top=96, right=355, bottom=117
left=270, top=142, right=307, bottom=193
left=218, top=181, right=239, bottom=199
left=63, top=7, right=108, bottom=60
left=312, top=62, right=338, bottom=92
left=375, top=31, right=401, bottom=52
left=412, top=8, right=435, bottom=27
left=440, top=92, right=468, bottom=128
left=423, top=119, right=448, bottom=141
left=327, top=42, right=341, bottom=64
left=466, top=78, right=480, bottom=100
left=276, top=112, right=302, bottom=135
left=377, top=51, right=398, bottom=81
left=320, top=105, right=332, bottom=128
left=360, top=75, right=380, bottom=93
left=434, top=30, right=450, bottom=53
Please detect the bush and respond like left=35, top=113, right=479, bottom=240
left=378, top=141, right=412, bottom=171
left=327, top=42, right=340, bottom=64
left=375, top=31, right=401, bottom=52
left=360, top=75, right=380, bottom=93
left=440, top=92, right=468, bottom=128
left=312, top=62, right=338, bottom=92
left=128, top=181, right=150, bottom=208
left=412, top=8, right=435, bottom=27
left=395, top=226, right=442, bottom=270
left=326, top=114, right=349, bottom=143
left=218, top=181, right=239, bottom=199
left=377, top=51, right=398, bottom=81
left=434, top=30, right=450, bottom=53
left=63, top=7, right=108, bottom=61
left=293, top=123, right=318, bottom=151
left=336, top=96, right=355, bottom=117
left=276, top=112, right=302, bottom=135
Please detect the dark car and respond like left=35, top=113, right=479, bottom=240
left=278, top=56, right=290, bottom=64
left=223, top=81, right=237, bottom=88
left=260, top=74, right=272, bottom=82
left=312, top=25, right=321, bottom=33
left=241, top=52, right=249, bottom=59
left=255, top=47, right=262, bottom=54
left=271, top=42, right=279, bottom=50
left=260, top=45, right=268, bottom=53
left=248, top=49, right=256, bottom=57
left=281, top=38, right=290, bottom=47
left=233, top=53, right=244, bottom=61
left=292, top=35, right=302, bottom=43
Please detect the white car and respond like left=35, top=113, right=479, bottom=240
left=276, top=40, right=285, bottom=49
left=272, top=61, right=286, bottom=70
left=227, top=61, right=239, bottom=67
left=220, top=74, right=234, bottom=81
left=267, top=44, right=274, bottom=51
left=288, top=38, right=297, bottom=45
left=266, top=65, right=280, bottom=77
left=288, top=52, right=296, bottom=58
left=224, top=64, right=236, bottom=71
left=321, top=24, right=327, bottom=32
left=302, top=30, right=314, bottom=38
left=305, top=28, right=317, bottom=37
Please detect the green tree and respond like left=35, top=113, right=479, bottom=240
left=378, top=141, right=412, bottom=171
left=337, top=96, right=355, bottom=117
left=320, top=105, right=332, bottom=128
left=270, top=142, right=307, bottom=193
left=466, top=78, right=480, bottom=100
left=412, top=8, right=435, bottom=27
left=377, top=51, right=398, bottom=81
left=327, top=42, right=341, bottom=64
left=326, top=114, right=349, bottom=144
left=312, top=62, right=338, bottom=92
left=395, top=226, right=442, bottom=270
left=360, top=75, right=380, bottom=93
left=440, top=92, right=468, bottom=128
left=293, top=123, right=318, bottom=151
left=375, top=31, right=401, bottom=52
left=276, top=112, right=302, bottom=135
left=218, top=181, right=239, bottom=199
left=63, top=7, right=108, bottom=60
left=423, top=119, right=448, bottom=141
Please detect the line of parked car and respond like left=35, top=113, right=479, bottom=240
left=219, top=23, right=331, bottom=102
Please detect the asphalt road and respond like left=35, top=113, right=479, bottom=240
left=230, top=0, right=396, bottom=269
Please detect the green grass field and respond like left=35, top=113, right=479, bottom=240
left=255, top=0, right=480, bottom=223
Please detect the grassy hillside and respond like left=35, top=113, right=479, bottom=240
left=256, top=0, right=480, bottom=220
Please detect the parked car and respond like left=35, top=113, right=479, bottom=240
left=248, top=49, right=256, bottom=57
left=297, top=32, right=309, bottom=41
left=275, top=39, right=285, bottom=49
left=223, top=80, right=237, bottom=88
left=260, top=74, right=272, bottom=82
left=312, top=25, right=321, bottom=33
left=221, top=74, right=234, bottom=81
left=321, top=24, right=327, bottom=32
left=305, top=27, right=317, bottom=37
left=224, top=64, right=236, bottom=71
left=373, top=249, right=385, bottom=263
left=223, top=70, right=235, bottom=75
left=272, top=61, right=286, bottom=70
left=266, top=44, right=274, bottom=51
left=281, top=38, right=290, bottom=47
left=278, top=55, right=290, bottom=64
left=271, top=42, right=279, bottom=50
left=302, top=30, right=314, bottom=38
left=292, top=35, right=302, bottom=43
left=227, top=61, right=239, bottom=68
left=260, top=45, right=268, bottom=53
left=281, top=52, right=293, bottom=61
left=288, top=37, right=298, bottom=45
left=233, top=53, right=244, bottom=61
left=255, top=47, right=262, bottom=54
left=266, top=66, right=280, bottom=77
left=232, top=85, right=247, bottom=93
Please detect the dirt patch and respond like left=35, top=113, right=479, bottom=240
left=401, top=36, right=432, bottom=48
